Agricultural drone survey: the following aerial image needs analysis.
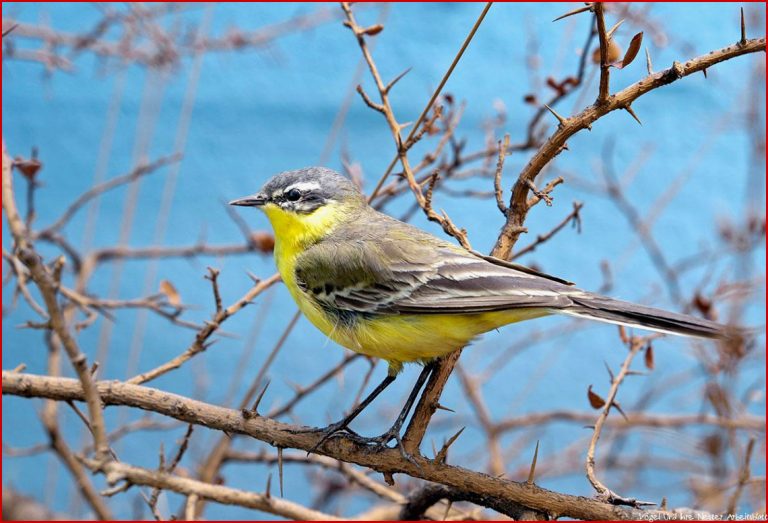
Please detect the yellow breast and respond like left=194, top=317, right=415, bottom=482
left=262, top=201, right=342, bottom=337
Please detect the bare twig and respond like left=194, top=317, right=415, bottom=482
left=595, top=3, right=611, bottom=104
left=2, top=143, right=110, bottom=462
left=586, top=338, right=650, bottom=506
left=367, top=2, right=493, bottom=201
left=127, top=273, right=281, bottom=385
left=512, top=201, right=582, bottom=259
left=494, top=135, right=510, bottom=215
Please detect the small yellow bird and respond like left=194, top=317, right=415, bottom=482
left=231, top=167, right=727, bottom=452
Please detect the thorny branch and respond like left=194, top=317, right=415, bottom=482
left=492, top=33, right=766, bottom=260
left=2, top=371, right=726, bottom=522
left=341, top=2, right=474, bottom=250
left=3, top=144, right=111, bottom=463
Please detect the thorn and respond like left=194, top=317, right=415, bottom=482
left=250, top=380, right=271, bottom=414
left=526, top=440, right=540, bottom=485
left=562, top=143, right=569, bottom=151
left=385, top=67, right=412, bottom=94
left=435, top=403, right=455, bottom=413
left=625, top=370, right=648, bottom=376
left=356, top=85, right=386, bottom=114
left=740, top=7, right=746, bottom=45
left=442, top=500, right=453, bottom=521
left=606, top=19, right=625, bottom=40
left=660, top=497, right=667, bottom=510
left=246, top=271, right=261, bottom=284
left=398, top=121, right=414, bottom=133
left=623, top=104, right=642, bottom=126
left=11, top=363, right=27, bottom=373
left=277, top=446, right=284, bottom=497
left=19, top=320, right=52, bottom=330
left=603, top=361, right=615, bottom=383
left=90, top=361, right=100, bottom=377
left=265, top=473, right=272, bottom=499
left=3, top=23, right=19, bottom=38
left=383, top=471, right=395, bottom=486
left=543, top=103, right=568, bottom=126
left=612, top=401, right=629, bottom=421
left=671, top=60, right=685, bottom=79
left=435, top=426, right=465, bottom=464
left=552, top=4, right=592, bottom=22
left=645, top=47, right=653, bottom=75
left=702, top=68, right=708, bottom=79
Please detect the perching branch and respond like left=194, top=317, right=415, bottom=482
left=3, top=370, right=724, bottom=521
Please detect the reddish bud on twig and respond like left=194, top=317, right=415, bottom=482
left=360, top=24, right=384, bottom=37
left=644, top=344, right=655, bottom=370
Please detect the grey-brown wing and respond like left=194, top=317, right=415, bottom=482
left=294, top=236, right=574, bottom=315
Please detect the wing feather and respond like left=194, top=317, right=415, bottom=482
left=294, top=232, right=574, bottom=315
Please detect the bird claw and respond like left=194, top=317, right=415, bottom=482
left=349, top=428, right=422, bottom=470
left=306, top=421, right=360, bottom=455
left=599, top=489, right=656, bottom=508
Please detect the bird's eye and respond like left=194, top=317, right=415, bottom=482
left=285, top=188, right=302, bottom=202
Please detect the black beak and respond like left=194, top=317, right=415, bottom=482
left=229, top=193, right=267, bottom=207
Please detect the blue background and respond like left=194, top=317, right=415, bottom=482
left=3, top=2, right=765, bottom=519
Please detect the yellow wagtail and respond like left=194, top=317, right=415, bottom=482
left=231, top=167, right=728, bottom=453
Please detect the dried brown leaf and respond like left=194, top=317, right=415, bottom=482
left=644, top=343, right=655, bottom=370
left=621, top=32, right=644, bottom=68
left=159, top=280, right=181, bottom=307
left=587, top=385, right=606, bottom=409
left=14, top=158, right=42, bottom=180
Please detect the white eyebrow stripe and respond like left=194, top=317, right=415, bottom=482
left=285, top=181, right=321, bottom=193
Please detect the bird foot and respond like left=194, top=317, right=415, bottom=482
left=350, top=427, right=421, bottom=468
left=307, top=422, right=420, bottom=467
left=306, top=420, right=360, bottom=455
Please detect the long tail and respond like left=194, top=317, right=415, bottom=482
left=559, top=293, right=728, bottom=339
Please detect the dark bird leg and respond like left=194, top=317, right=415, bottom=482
left=308, top=372, right=396, bottom=454
left=308, top=362, right=436, bottom=456
left=365, top=361, right=435, bottom=450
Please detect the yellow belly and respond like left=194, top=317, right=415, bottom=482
left=337, top=308, right=549, bottom=372
left=278, top=244, right=547, bottom=372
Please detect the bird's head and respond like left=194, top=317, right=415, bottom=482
left=230, top=167, right=366, bottom=247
